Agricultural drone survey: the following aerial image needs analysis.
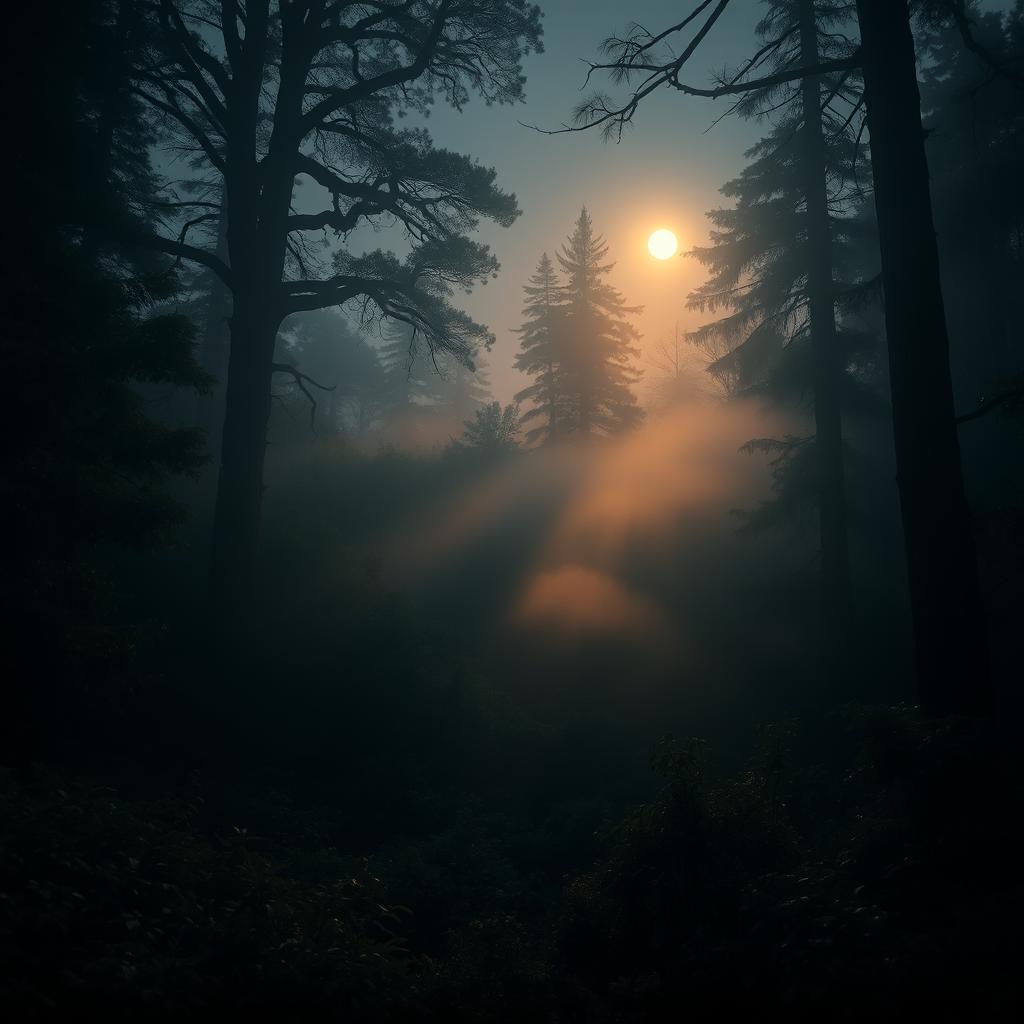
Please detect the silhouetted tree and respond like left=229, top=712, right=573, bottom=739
left=3, top=0, right=210, bottom=759
left=565, top=0, right=993, bottom=715
left=515, top=252, right=567, bottom=444
left=127, top=0, right=543, bottom=624
left=555, top=209, right=644, bottom=438
left=457, top=401, right=521, bottom=453
left=687, top=0, right=873, bottom=637
left=855, top=0, right=991, bottom=714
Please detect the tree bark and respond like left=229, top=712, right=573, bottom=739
left=855, top=0, right=991, bottom=715
left=208, top=6, right=303, bottom=625
left=798, top=0, right=852, bottom=640
left=209, top=288, right=278, bottom=620
left=198, top=191, right=232, bottom=445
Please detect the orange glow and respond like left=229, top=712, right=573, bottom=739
left=512, top=564, right=668, bottom=641
left=371, top=400, right=800, bottom=655
left=542, top=404, right=765, bottom=566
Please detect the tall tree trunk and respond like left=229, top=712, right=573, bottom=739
left=208, top=11, right=301, bottom=623
left=798, top=0, right=852, bottom=643
left=855, top=0, right=991, bottom=715
left=209, top=287, right=279, bottom=620
left=198, top=191, right=232, bottom=446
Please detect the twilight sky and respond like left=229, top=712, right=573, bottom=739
left=338, top=0, right=1012, bottom=404
left=402, top=0, right=763, bottom=404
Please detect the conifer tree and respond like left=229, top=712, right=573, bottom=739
left=514, top=252, right=566, bottom=444
left=555, top=209, right=644, bottom=438
left=125, top=0, right=543, bottom=619
left=686, top=0, right=872, bottom=636
left=458, top=401, right=521, bottom=453
left=569, top=0, right=999, bottom=713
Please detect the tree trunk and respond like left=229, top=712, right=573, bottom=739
left=208, top=1, right=300, bottom=627
left=198, top=191, right=232, bottom=446
left=209, top=288, right=279, bottom=622
left=81, top=0, right=133, bottom=262
left=798, top=0, right=852, bottom=641
left=856, top=0, right=991, bottom=715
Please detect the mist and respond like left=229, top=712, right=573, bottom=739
left=3, top=0, right=1023, bottom=1019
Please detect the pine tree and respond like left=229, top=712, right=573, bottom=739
left=514, top=252, right=567, bottom=444
left=686, top=0, right=876, bottom=640
left=555, top=209, right=644, bottom=438
left=4, top=0, right=210, bottom=758
left=126, top=1, right=542, bottom=618
left=458, top=401, right=521, bottom=453
left=566, top=0, right=1000, bottom=714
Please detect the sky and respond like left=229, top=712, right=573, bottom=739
left=338, top=0, right=1013, bottom=405
left=380, top=0, right=767, bottom=404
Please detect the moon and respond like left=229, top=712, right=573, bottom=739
left=648, top=228, right=679, bottom=261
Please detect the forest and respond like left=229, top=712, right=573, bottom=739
left=1, top=0, right=1022, bottom=1018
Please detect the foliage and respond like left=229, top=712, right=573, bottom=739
left=515, top=211, right=644, bottom=442
left=133, top=0, right=544, bottom=363
left=2, top=0, right=210, bottom=762
left=558, top=713, right=1024, bottom=1018
left=556, top=208, right=644, bottom=436
left=684, top=1, right=883, bottom=537
left=0, top=769, right=424, bottom=1019
left=455, top=402, right=521, bottom=454
left=514, top=252, right=567, bottom=443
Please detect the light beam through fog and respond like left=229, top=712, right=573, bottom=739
left=375, top=398, right=803, bottom=655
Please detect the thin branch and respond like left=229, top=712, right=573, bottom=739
left=271, top=361, right=336, bottom=428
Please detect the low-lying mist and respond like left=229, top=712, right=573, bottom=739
left=254, top=396, right=914, bottom=752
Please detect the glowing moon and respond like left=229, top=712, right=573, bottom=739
left=648, top=229, right=679, bottom=260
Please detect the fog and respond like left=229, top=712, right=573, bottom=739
left=5, top=1, right=1022, bottom=1018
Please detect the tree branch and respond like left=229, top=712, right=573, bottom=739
left=272, top=360, right=336, bottom=428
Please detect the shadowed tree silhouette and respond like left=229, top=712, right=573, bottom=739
left=560, top=0, right=992, bottom=715
left=555, top=209, right=644, bottom=439
left=124, top=0, right=543, bottom=628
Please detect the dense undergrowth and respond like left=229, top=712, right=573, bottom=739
left=4, top=443, right=1022, bottom=1020
left=3, top=706, right=1021, bottom=1020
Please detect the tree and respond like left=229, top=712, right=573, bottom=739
left=3, top=0, right=210, bottom=759
left=559, top=0, right=993, bottom=715
left=127, top=0, right=543, bottom=623
left=918, top=5, right=1024, bottom=408
left=686, top=0, right=872, bottom=638
left=555, top=208, right=644, bottom=438
left=5, top=0, right=209, bottom=555
left=455, top=401, right=521, bottom=453
left=854, top=0, right=991, bottom=714
left=514, top=252, right=566, bottom=444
